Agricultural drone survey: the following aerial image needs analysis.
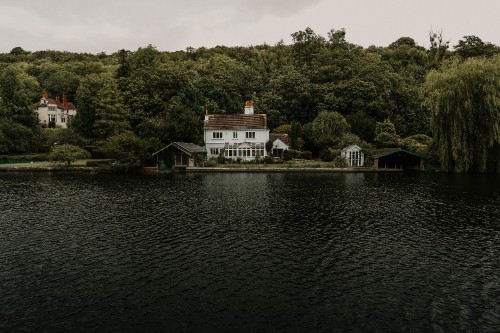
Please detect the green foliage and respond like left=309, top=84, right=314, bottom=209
left=1, top=28, right=498, bottom=172
left=297, top=151, right=312, bottom=160
left=454, top=36, right=499, bottom=60
left=282, top=149, right=299, bottom=161
left=265, top=140, right=274, bottom=155
left=44, top=128, right=85, bottom=149
left=48, top=144, right=90, bottom=165
left=273, top=124, right=291, bottom=133
left=319, top=148, right=334, bottom=162
left=423, top=56, right=500, bottom=173
left=73, top=73, right=131, bottom=140
left=311, top=111, right=350, bottom=148
left=401, top=134, right=433, bottom=154
left=374, top=119, right=400, bottom=148
left=262, top=155, right=274, bottom=164
left=98, top=131, right=147, bottom=166
left=137, top=99, right=202, bottom=146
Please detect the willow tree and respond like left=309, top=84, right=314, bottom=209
left=423, top=56, right=500, bottom=173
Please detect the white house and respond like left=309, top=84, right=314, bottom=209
left=269, top=133, right=289, bottom=158
left=203, top=101, right=270, bottom=161
left=341, top=145, right=365, bottom=167
left=33, top=91, right=76, bottom=128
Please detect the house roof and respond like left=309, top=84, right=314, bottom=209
left=373, top=148, right=426, bottom=159
left=269, top=133, right=289, bottom=145
left=153, top=142, right=206, bottom=156
left=204, top=114, right=267, bottom=130
left=34, top=97, right=76, bottom=110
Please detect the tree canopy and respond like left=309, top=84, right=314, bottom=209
left=1, top=27, right=499, bottom=172
left=423, top=56, right=500, bottom=173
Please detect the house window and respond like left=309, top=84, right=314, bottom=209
left=212, top=132, right=223, bottom=139
left=61, top=117, right=66, bottom=123
left=48, top=106, right=56, bottom=111
left=233, top=132, right=238, bottom=139
left=48, top=114, right=57, bottom=122
left=210, top=148, right=220, bottom=155
left=245, top=132, right=255, bottom=139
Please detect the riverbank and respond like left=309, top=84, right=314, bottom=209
left=185, top=166, right=402, bottom=173
left=0, top=160, right=100, bottom=173
left=0, top=160, right=404, bottom=173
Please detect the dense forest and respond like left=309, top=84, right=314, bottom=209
left=0, top=28, right=499, bottom=172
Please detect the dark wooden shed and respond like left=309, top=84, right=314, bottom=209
left=373, top=148, right=426, bottom=170
left=153, top=142, right=206, bottom=171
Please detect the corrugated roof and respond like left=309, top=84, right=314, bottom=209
left=204, top=114, right=267, bottom=130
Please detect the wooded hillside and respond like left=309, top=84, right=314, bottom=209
left=1, top=28, right=499, bottom=172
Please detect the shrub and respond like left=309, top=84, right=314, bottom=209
left=283, top=149, right=299, bottom=161
left=48, top=144, right=91, bottom=166
left=320, top=149, right=334, bottom=162
left=263, top=156, right=274, bottom=164
left=204, top=159, right=217, bottom=167
left=297, top=151, right=312, bottom=160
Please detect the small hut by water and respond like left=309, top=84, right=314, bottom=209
left=153, top=142, right=206, bottom=171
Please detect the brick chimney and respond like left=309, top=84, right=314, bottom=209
left=42, top=91, right=48, bottom=99
left=62, top=92, right=68, bottom=109
left=244, top=101, right=254, bottom=115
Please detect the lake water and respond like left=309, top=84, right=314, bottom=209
left=1, top=172, right=499, bottom=332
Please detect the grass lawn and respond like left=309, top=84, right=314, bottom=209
left=0, top=159, right=108, bottom=169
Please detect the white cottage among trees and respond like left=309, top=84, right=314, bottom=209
left=203, top=101, right=270, bottom=161
left=341, top=145, right=365, bottom=167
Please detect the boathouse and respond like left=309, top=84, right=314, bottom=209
left=373, top=148, right=425, bottom=170
left=153, top=142, right=206, bottom=170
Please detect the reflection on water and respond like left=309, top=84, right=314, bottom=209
left=0, top=172, right=499, bottom=332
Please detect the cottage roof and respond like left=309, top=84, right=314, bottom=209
left=153, top=142, right=206, bottom=156
left=204, top=114, right=267, bottom=130
left=269, top=133, right=289, bottom=145
left=373, top=148, right=426, bottom=159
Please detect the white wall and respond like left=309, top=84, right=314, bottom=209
left=204, top=129, right=270, bottom=160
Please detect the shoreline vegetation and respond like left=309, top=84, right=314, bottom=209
left=0, top=159, right=405, bottom=173
left=1, top=29, right=499, bottom=173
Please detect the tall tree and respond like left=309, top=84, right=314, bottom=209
left=423, top=56, right=500, bottom=173
left=311, top=111, right=351, bottom=148
left=454, top=35, right=499, bottom=59
left=0, top=65, right=45, bottom=153
left=72, top=73, right=130, bottom=140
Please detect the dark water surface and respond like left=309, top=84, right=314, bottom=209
left=0, top=172, right=499, bottom=332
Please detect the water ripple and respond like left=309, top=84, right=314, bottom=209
left=0, top=172, right=499, bottom=332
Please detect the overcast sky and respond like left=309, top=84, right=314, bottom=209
left=1, top=0, right=499, bottom=54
